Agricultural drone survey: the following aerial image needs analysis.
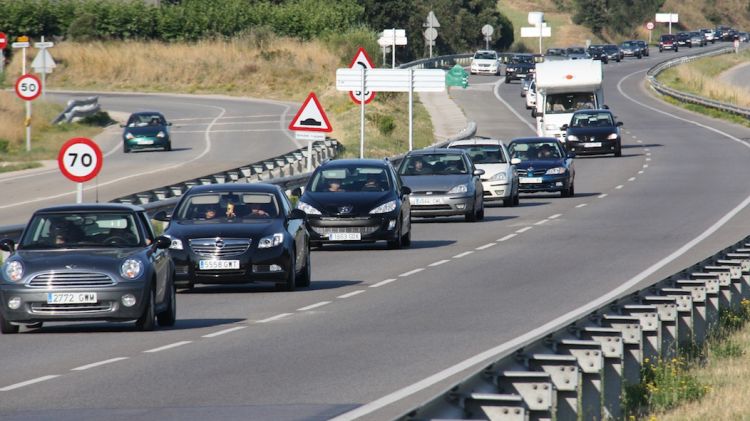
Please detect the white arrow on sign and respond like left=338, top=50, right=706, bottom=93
left=31, top=49, right=57, bottom=73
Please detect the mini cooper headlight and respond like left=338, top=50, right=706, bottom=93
left=297, top=201, right=322, bottom=215
left=566, top=135, right=579, bottom=141
left=5, top=261, right=24, bottom=282
left=545, top=167, right=567, bottom=175
left=489, top=172, right=507, bottom=182
left=156, top=131, right=166, bottom=138
left=258, top=233, right=284, bottom=249
left=120, top=259, right=143, bottom=279
left=370, top=200, right=396, bottom=214
left=607, top=133, right=619, bottom=140
left=448, top=184, right=469, bottom=194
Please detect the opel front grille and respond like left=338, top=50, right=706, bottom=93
left=190, top=238, right=251, bottom=257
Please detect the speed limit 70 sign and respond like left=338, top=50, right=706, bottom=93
left=58, top=137, right=103, bottom=183
left=15, top=74, right=42, bottom=101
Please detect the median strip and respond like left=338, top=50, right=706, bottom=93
left=71, top=357, right=130, bottom=371
left=202, top=326, right=248, bottom=338
left=0, top=375, right=60, bottom=392
left=256, top=313, right=294, bottom=323
left=337, top=290, right=365, bottom=299
left=370, top=279, right=398, bottom=288
left=143, top=341, right=192, bottom=353
left=297, top=301, right=332, bottom=312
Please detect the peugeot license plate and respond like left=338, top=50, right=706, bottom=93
left=199, top=260, right=240, bottom=270
left=520, top=177, right=543, bottom=184
left=329, top=233, right=361, bottom=241
left=47, top=292, right=97, bottom=304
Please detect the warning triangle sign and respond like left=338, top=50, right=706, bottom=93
left=348, top=47, right=376, bottom=105
left=288, top=92, right=333, bottom=132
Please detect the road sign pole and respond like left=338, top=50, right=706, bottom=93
left=41, top=36, right=46, bottom=100
left=392, top=28, right=396, bottom=69
left=408, top=68, right=414, bottom=151
left=360, top=67, right=365, bottom=158
left=307, top=140, right=313, bottom=172
left=77, top=183, right=83, bottom=203
left=1, top=50, right=4, bottom=74
left=22, top=46, right=26, bottom=75
left=25, top=102, right=31, bottom=152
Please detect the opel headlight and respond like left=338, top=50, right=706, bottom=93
left=156, top=131, right=166, bottom=138
left=297, top=201, right=321, bottom=215
left=125, top=133, right=135, bottom=140
left=489, top=172, right=507, bottom=182
left=370, top=200, right=396, bottom=214
left=5, top=261, right=24, bottom=282
left=258, top=233, right=284, bottom=249
left=165, top=235, right=183, bottom=250
left=567, top=135, right=579, bottom=141
left=120, top=258, right=143, bottom=279
left=545, top=167, right=567, bottom=175
left=448, top=184, right=469, bottom=194
left=607, top=133, right=619, bottom=140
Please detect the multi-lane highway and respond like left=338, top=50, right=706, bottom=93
left=2, top=45, right=750, bottom=421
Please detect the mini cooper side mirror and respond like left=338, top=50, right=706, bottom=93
left=153, top=236, right=172, bottom=249
left=289, top=208, right=307, bottom=220
left=291, top=187, right=303, bottom=197
left=0, top=238, right=16, bottom=253
left=152, top=210, right=171, bottom=222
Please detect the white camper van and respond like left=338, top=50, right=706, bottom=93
left=533, top=59, right=604, bottom=142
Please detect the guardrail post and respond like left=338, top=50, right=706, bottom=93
left=641, top=297, right=679, bottom=360
left=691, top=273, right=724, bottom=328
left=555, top=339, right=603, bottom=420
left=526, top=354, right=579, bottom=421
left=674, top=280, right=708, bottom=346
left=621, top=305, right=660, bottom=363
left=461, top=393, right=526, bottom=420
left=580, top=327, right=624, bottom=420
left=725, top=251, right=750, bottom=300
left=601, top=315, right=642, bottom=387
left=715, top=260, right=745, bottom=309
left=700, top=267, right=734, bottom=310
left=495, top=371, right=554, bottom=421
left=660, top=288, right=695, bottom=348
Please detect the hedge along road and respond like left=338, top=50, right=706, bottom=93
left=3, top=45, right=750, bottom=421
left=0, top=91, right=300, bottom=226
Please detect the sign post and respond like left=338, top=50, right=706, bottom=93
left=58, top=137, right=103, bottom=203
left=646, top=22, right=654, bottom=44
left=378, top=29, right=407, bottom=69
left=288, top=92, right=333, bottom=170
left=32, top=36, right=55, bottom=100
left=482, top=24, right=494, bottom=50
left=15, top=74, right=41, bottom=152
left=655, top=13, right=678, bottom=34
left=423, top=11, right=440, bottom=59
left=0, top=32, right=7, bottom=74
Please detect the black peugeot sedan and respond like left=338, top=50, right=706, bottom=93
left=294, top=159, right=411, bottom=249
left=155, top=183, right=310, bottom=291
left=508, top=137, right=576, bottom=197
left=561, top=109, right=623, bottom=157
left=121, top=111, right=172, bottom=153
left=0, top=204, right=175, bottom=334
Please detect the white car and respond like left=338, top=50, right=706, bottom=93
left=470, top=50, right=500, bottom=75
left=447, top=138, right=519, bottom=206
left=525, top=79, right=537, bottom=110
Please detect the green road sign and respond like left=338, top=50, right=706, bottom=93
left=445, top=64, right=469, bottom=88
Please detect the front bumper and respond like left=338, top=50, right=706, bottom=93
left=170, top=245, right=291, bottom=286
left=409, top=194, right=474, bottom=217
left=518, top=174, right=570, bottom=193
left=125, top=136, right=170, bottom=150
left=471, top=66, right=499, bottom=75
left=481, top=180, right=511, bottom=201
left=306, top=214, right=399, bottom=244
left=0, top=283, right=148, bottom=323
left=565, top=138, right=619, bottom=155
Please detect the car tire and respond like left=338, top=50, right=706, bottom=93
left=614, top=145, right=622, bottom=157
left=123, top=145, right=130, bottom=153
left=401, top=226, right=411, bottom=247
left=297, top=247, right=312, bottom=288
left=477, top=203, right=485, bottom=221
left=505, top=77, right=511, bottom=84
left=156, top=280, right=177, bottom=327
left=135, top=286, right=156, bottom=331
left=561, top=183, right=574, bottom=198
left=278, top=254, right=296, bottom=291
left=513, top=191, right=520, bottom=206
left=164, top=142, right=172, bottom=152
left=387, top=220, right=403, bottom=249
left=637, top=54, right=642, bottom=59
left=503, top=195, right=514, bottom=207
left=0, top=312, right=19, bottom=334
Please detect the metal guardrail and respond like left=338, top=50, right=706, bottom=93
left=52, top=96, right=101, bottom=124
left=647, top=46, right=750, bottom=119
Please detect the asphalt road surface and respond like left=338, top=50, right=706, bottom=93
left=2, top=44, right=750, bottom=421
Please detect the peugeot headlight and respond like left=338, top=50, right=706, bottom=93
left=120, top=258, right=143, bottom=279
left=165, top=235, right=183, bottom=250
left=448, top=184, right=469, bottom=194
left=297, top=201, right=321, bottom=215
left=5, top=261, right=24, bottom=282
left=607, top=133, right=619, bottom=140
left=545, top=124, right=559, bottom=131
left=156, top=131, right=166, bottom=138
left=370, top=200, right=396, bottom=214
left=258, top=233, right=284, bottom=249
left=489, top=172, right=507, bottom=182
left=567, top=135, right=579, bottom=141
left=545, top=167, right=567, bottom=175
left=125, top=133, right=135, bottom=140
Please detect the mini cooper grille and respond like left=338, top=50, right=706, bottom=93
left=30, top=302, right=115, bottom=314
left=27, top=272, right=115, bottom=288
left=190, top=238, right=251, bottom=257
left=312, top=226, right=379, bottom=235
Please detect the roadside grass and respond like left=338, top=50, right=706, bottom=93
left=2, top=35, right=434, bottom=161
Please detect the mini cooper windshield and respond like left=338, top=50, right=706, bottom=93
left=20, top=212, right=142, bottom=249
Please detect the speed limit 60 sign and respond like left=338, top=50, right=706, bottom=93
left=58, top=137, right=103, bottom=183
left=15, top=74, right=42, bottom=101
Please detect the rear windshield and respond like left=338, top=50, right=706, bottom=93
left=448, top=145, right=506, bottom=164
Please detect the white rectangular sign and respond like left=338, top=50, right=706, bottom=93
left=655, top=13, right=678, bottom=23
left=12, top=42, right=29, bottom=48
left=34, top=41, right=54, bottom=48
left=336, top=68, right=445, bottom=92
left=295, top=131, right=325, bottom=141
left=520, top=26, right=551, bottom=37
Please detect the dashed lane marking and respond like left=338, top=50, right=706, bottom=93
left=202, top=326, right=248, bottom=338
left=143, top=341, right=192, bottom=353
left=498, top=234, right=517, bottom=242
left=337, top=290, right=365, bottom=299
left=576, top=203, right=588, bottom=208
left=549, top=214, right=562, bottom=219
left=0, top=375, right=60, bottom=392
left=616, top=185, right=624, bottom=189
left=255, top=313, right=293, bottom=323
left=534, top=219, right=548, bottom=226
left=453, top=251, right=474, bottom=258
left=428, top=260, right=450, bottom=267
left=516, top=227, right=532, bottom=233
left=598, top=194, right=608, bottom=199
left=297, top=302, right=332, bottom=312
left=628, top=177, right=636, bottom=181
left=370, top=279, right=398, bottom=288
left=71, top=357, right=129, bottom=371
left=399, top=268, right=425, bottom=277
left=476, top=243, right=496, bottom=250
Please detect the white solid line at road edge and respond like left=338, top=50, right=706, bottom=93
left=71, top=357, right=130, bottom=371
left=0, top=375, right=60, bottom=392
left=337, top=290, right=365, bottom=299
left=143, top=341, right=192, bottom=353
left=330, top=63, right=750, bottom=421
left=297, top=301, right=332, bottom=312
left=202, top=326, right=248, bottom=338
left=370, top=279, right=398, bottom=288
left=256, top=313, right=294, bottom=323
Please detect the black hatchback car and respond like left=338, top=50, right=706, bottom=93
left=155, top=183, right=310, bottom=291
left=0, top=204, right=174, bottom=333
left=294, top=159, right=411, bottom=249
left=561, top=109, right=623, bottom=157
left=121, top=111, right=172, bottom=153
left=504, top=54, right=536, bottom=83
left=508, top=137, right=576, bottom=197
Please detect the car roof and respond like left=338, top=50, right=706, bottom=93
left=405, top=148, right=467, bottom=156
left=185, top=183, right=281, bottom=194
left=129, top=111, right=165, bottom=116
left=509, top=137, right=561, bottom=144
left=317, top=158, right=390, bottom=168
left=572, top=109, right=613, bottom=115
left=448, top=137, right=505, bottom=147
left=35, top=203, right=145, bottom=214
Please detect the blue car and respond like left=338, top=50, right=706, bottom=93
left=121, top=111, right=172, bottom=153
left=508, top=137, right=576, bottom=197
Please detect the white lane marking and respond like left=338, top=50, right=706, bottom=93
left=616, top=185, right=624, bottom=189
left=333, top=183, right=750, bottom=421
left=638, top=170, right=645, bottom=174
left=576, top=203, right=587, bottom=208
left=646, top=158, right=652, bottom=161
left=498, top=234, right=517, bottom=242
left=628, top=177, right=636, bottom=181
left=645, top=148, right=650, bottom=152
left=646, top=152, right=652, bottom=156
left=636, top=140, right=643, bottom=143
left=0, top=375, right=60, bottom=392
left=297, top=301, right=332, bottom=312
left=202, top=326, right=248, bottom=338
left=71, top=357, right=130, bottom=371
left=476, top=243, right=496, bottom=250
left=625, top=130, right=631, bottom=134
left=549, top=214, right=562, bottom=219
left=171, top=114, right=279, bottom=121
left=399, top=268, right=425, bottom=277
left=493, top=80, right=537, bottom=133
left=598, top=194, right=608, bottom=199
left=453, top=251, right=474, bottom=258
left=338, top=290, right=365, bottom=299
left=643, top=164, right=649, bottom=168
left=534, top=219, right=548, bottom=226
left=171, top=128, right=283, bottom=134
left=370, top=279, right=398, bottom=288
left=428, top=260, right=450, bottom=267
left=143, top=341, right=192, bottom=353
left=516, top=227, right=532, bottom=233
left=256, top=313, right=294, bottom=323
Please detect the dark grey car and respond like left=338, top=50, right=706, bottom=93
left=397, top=149, right=485, bottom=222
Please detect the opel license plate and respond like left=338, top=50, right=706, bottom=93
left=199, top=260, right=240, bottom=270
left=329, top=233, right=361, bottom=241
left=47, top=292, right=97, bottom=304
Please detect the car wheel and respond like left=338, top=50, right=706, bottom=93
left=278, top=254, right=297, bottom=291
left=123, top=145, right=130, bottom=153
left=637, top=54, right=642, bottom=59
left=297, top=246, right=312, bottom=288
left=135, top=286, right=156, bottom=331
left=0, top=312, right=19, bottom=334
left=401, top=225, right=411, bottom=247
left=156, top=280, right=176, bottom=327
left=505, top=77, right=511, bottom=84
left=477, top=202, right=485, bottom=221
left=465, top=205, right=477, bottom=222
left=614, top=144, right=622, bottom=157
left=164, top=142, right=172, bottom=152
left=513, top=191, right=520, bottom=206
left=503, top=195, right=514, bottom=207
left=561, top=183, right=574, bottom=198
left=387, top=220, right=403, bottom=249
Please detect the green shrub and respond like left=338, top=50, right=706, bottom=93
left=377, top=115, right=396, bottom=136
left=0, top=139, right=9, bottom=154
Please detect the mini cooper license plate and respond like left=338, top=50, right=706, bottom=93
left=520, top=177, right=543, bottom=184
left=199, top=260, right=240, bottom=270
left=47, top=292, right=97, bottom=304
left=329, top=233, right=361, bottom=241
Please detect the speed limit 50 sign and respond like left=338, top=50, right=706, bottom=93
left=58, top=137, right=103, bottom=183
left=15, top=74, right=42, bottom=101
